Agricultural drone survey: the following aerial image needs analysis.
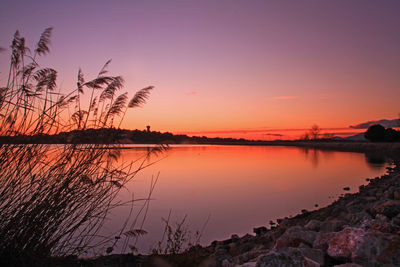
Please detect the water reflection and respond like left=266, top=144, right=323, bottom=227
left=364, top=152, right=388, bottom=170
left=111, top=145, right=389, bottom=252
left=301, top=147, right=388, bottom=170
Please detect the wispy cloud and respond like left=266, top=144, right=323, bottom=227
left=350, top=119, right=400, bottom=129
left=264, top=133, right=283, bottom=137
left=271, top=96, right=299, bottom=100
left=186, top=91, right=197, bottom=96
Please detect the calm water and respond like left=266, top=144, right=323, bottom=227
left=103, top=145, right=389, bottom=253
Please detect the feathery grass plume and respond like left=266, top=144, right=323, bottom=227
left=0, top=28, right=161, bottom=265
left=35, top=27, right=53, bottom=56
left=84, top=76, right=115, bottom=90
left=11, top=31, right=25, bottom=67
left=116, top=85, right=153, bottom=128
left=34, top=68, right=57, bottom=91
left=77, top=68, right=84, bottom=93
left=99, top=76, right=124, bottom=102
left=128, top=86, right=154, bottom=108
left=124, top=229, right=148, bottom=237
left=98, top=59, right=112, bottom=76
left=108, top=92, right=128, bottom=117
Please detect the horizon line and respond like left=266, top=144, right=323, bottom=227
left=174, top=127, right=355, bottom=135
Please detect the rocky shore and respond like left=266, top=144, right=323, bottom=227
left=138, top=159, right=400, bottom=267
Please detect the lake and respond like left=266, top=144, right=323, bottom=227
left=102, top=145, right=390, bottom=254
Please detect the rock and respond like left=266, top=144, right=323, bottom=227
left=234, top=249, right=269, bottom=266
left=383, top=187, right=395, bottom=199
left=362, top=196, right=377, bottom=202
left=326, top=226, right=396, bottom=265
left=372, top=200, right=400, bottom=218
left=346, top=211, right=371, bottom=225
left=305, top=220, right=322, bottom=231
left=375, top=214, right=389, bottom=223
left=343, top=187, right=350, bottom=191
left=368, top=221, right=400, bottom=234
left=296, top=248, right=325, bottom=266
left=376, top=189, right=384, bottom=198
left=393, top=190, right=400, bottom=200
left=238, top=262, right=257, bottom=267
left=231, top=234, right=240, bottom=242
left=256, top=248, right=319, bottom=267
left=221, top=259, right=232, bottom=267
left=327, top=227, right=365, bottom=259
left=242, top=234, right=254, bottom=242
left=313, top=232, right=336, bottom=251
left=253, top=227, right=268, bottom=236
left=346, top=203, right=365, bottom=213
left=320, top=219, right=347, bottom=232
left=392, top=214, right=400, bottom=226
left=376, top=235, right=400, bottom=265
left=275, top=226, right=317, bottom=248
left=333, top=264, right=362, bottom=267
left=215, top=245, right=232, bottom=264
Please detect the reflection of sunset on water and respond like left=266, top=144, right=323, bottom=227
left=108, top=145, right=390, bottom=252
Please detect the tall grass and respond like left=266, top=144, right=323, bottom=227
left=0, top=28, right=162, bottom=265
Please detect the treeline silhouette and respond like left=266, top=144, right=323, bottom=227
left=4, top=126, right=399, bottom=145
left=0, top=128, right=261, bottom=145
left=365, top=124, right=400, bottom=142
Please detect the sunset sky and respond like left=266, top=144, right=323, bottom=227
left=1, top=0, right=399, bottom=139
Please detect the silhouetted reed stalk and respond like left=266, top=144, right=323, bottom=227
left=0, top=28, right=165, bottom=264
left=152, top=211, right=210, bottom=255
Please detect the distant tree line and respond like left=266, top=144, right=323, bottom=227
left=364, top=124, right=400, bottom=142
left=0, top=128, right=263, bottom=145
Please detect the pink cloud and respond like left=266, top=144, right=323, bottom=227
left=186, top=91, right=198, bottom=96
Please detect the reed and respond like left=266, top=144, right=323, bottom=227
left=0, top=28, right=162, bottom=265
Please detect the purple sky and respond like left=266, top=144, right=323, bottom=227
left=1, top=0, right=400, bottom=137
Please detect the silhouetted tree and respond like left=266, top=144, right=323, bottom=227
left=310, top=124, right=320, bottom=140
left=384, top=128, right=400, bottom=142
left=365, top=124, right=386, bottom=142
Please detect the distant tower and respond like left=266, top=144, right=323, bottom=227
left=146, top=125, right=151, bottom=132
